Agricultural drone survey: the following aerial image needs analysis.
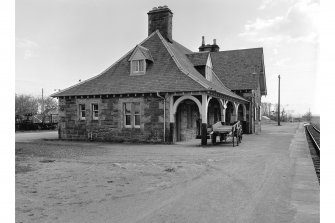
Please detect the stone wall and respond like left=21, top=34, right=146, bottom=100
left=238, top=88, right=262, bottom=134
left=58, top=96, right=170, bottom=143
left=254, top=87, right=262, bottom=134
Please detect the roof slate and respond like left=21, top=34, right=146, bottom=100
left=51, top=31, right=250, bottom=102
left=165, top=38, right=247, bottom=101
left=186, top=52, right=209, bottom=66
left=52, top=32, right=205, bottom=97
left=210, top=48, right=265, bottom=91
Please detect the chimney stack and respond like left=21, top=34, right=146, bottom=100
left=199, top=37, right=220, bottom=52
left=148, top=6, right=173, bottom=42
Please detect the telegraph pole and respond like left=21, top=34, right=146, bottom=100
left=278, top=75, right=281, bottom=126
left=42, top=88, right=44, bottom=114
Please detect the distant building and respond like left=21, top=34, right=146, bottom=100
left=52, top=6, right=267, bottom=145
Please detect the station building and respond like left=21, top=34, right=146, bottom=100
left=52, top=6, right=267, bottom=145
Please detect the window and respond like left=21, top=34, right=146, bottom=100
left=92, top=104, right=99, bottom=120
left=128, top=46, right=153, bottom=75
left=254, top=107, right=257, bottom=121
left=79, top=104, right=86, bottom=120
left=124, top=102, right=141, bottom=128
left=131, top=60, right=145, bottom=73
left=134, top=103, right=141, bottom=128
left=124, top=103, right=132, bottom=128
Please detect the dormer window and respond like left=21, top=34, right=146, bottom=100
left=129, top=45, right=154, bottom=75
left=131, top=60, right=145, bottom=73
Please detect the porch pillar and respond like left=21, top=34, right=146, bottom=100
left=221, top=108, right=226, bottom=123
left=169, top=122, right=175, bottom=143
left=201, top=94, right=208, bottom=145
left=169, top=96, right=175, bottom=143
left=242, top=104, right=247, bottom=121
left=219, top=99, right=228, bottom=123
left=233, top=102, right=239, bottom=122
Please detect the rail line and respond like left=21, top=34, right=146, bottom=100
left=305, top=123, right=320, bottom=183
left=312, top=125, right=320, bottom=133
left=306, top=124, right=320, bottom=151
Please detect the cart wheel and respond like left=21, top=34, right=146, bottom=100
left=211, top=133, right=217, bottom=144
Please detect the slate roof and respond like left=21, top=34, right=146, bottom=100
left=186, top=52, right=209, bottom=66
left=210, top=48, right=267, bottom=94
left=52, top=31, right=248, bottom=102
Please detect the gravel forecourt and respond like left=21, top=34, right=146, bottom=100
left=16, top=122, right=306, bottom=223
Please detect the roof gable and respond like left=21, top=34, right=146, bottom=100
left=128, top=45, right=154, bottom=62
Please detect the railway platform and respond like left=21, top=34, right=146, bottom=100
left=289, top=123, right=320, bottom=222
left=179, top=121, right=320, bottom=222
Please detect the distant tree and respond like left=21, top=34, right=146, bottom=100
left=261, top=102, right=273, bottom=117
left=267, top=103, right=272, bottom=116
left=37, top=97, right=58, bottom=122
left=261, top=102, right=267, bottom=116
left=281, top=107, right=286, bottom=122
left=15, top=94, right=39, bottom=118
left=303, top=110, right=312, bottom=122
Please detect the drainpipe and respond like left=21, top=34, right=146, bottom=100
left=156, top=92, right=166, bottom=142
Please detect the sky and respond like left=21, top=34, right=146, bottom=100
left=15, top=0, right=320, bottom=116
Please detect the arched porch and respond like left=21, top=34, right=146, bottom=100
left=169, top=93, right=248, bottom=145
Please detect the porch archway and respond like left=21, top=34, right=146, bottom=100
left=238, top=103, right=247, bottom=121
left=175, top=99, right=201, bottom=142
left=225, top=101, right=234, bottom=124
left=171, top=95, right=202, bottom=122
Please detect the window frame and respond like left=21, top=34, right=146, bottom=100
left=123, top=102, right=141, bottom=128
left=92, top=103, right=99, bottom=120
left=79, top=104, right=86, bottom=120
left=134, top=102, right=141, bottom=128
left=124, top=103, right=132, bottom=128
left=131, top=59, right=146, bottom=75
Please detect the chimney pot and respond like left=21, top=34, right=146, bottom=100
left=199, top=37, right=220, bottom=52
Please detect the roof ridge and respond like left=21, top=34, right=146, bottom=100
left=214, top=47, right=263, bottom=53
left=186, top=51, right=209, bottom=55
left=155, top=30, right=212, bottom=90
left=51, top=31, right=158, bottom=97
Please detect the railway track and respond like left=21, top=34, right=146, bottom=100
left=305, top=124, right=320, bottom=183
left=306, top=124, right=320, bottom=151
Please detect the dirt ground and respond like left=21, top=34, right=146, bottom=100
left=16, top=122, right=302, bottom=223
